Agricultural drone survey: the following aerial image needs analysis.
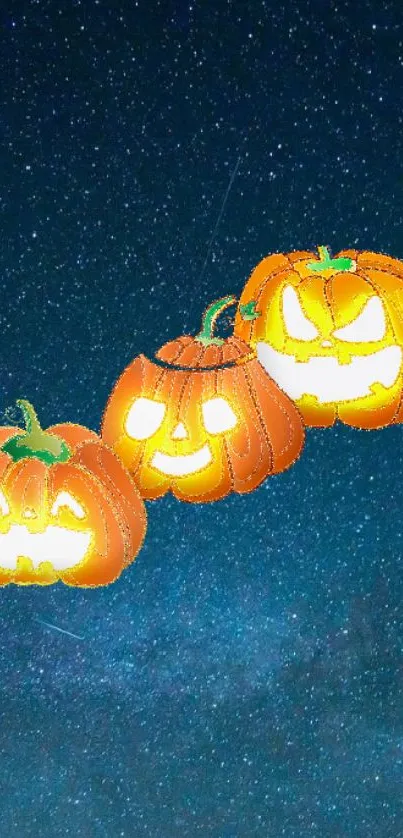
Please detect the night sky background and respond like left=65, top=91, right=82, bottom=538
left=1, top=0, right=403, bottom=835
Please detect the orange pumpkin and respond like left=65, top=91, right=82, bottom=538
left=0, top=400, right=147, bottom=587
left=234, top=246, right=403, bottom=429
left=101, top=296, right=305, bottom=503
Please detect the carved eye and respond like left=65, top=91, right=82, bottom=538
left=333, top=297, right=386, bottom=342
left=51, top=492, right=86, bottom=519
left=282, top=286, right=318, bottom=340
left=0, top=491, right=9, bottom=516
left=202, top=397, right=237, bottom=434
left=125, top=397, right=166, bottom=440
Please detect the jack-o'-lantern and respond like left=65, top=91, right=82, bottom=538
left=101, top=296, right=305, bottom=502
left=0, top=400, right=147, bottom=586
left=234, top=246, right=403, bottom=429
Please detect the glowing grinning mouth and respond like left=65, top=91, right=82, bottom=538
left=0, top=525, right=92, bottom=570
left=151, top=444, right=212, bottom=476
left=257, top=343, right=403, bottom=403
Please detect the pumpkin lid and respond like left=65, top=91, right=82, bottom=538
left=155, top=296, right=256, bottom=370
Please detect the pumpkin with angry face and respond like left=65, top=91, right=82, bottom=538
left=101, top=296, right=305, bottom=503
left=0, top=400, right=147, bottom=586
left=234, top=246, right=403, bottom=429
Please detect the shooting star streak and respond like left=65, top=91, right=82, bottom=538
left=198, top=153, right=242, bottom=286
left=35, top=619, right=85, bottom=641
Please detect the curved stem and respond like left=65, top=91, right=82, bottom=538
left=194, top=295, right=237, bottom=345
left=1, top=400, right=71, bottom=463
left=17, top=399, right=42, bottom=438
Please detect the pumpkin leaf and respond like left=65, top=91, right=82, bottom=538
left=240, top=301, right=261, bottom=320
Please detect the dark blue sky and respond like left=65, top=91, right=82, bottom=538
left=1, top=1, right=403, bottom=835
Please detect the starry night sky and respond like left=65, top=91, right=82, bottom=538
left=1, top=0, right=403, bottom=835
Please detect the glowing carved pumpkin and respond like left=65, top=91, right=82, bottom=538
left=101, top=296, right=305, bottom=503
left=0, top=400, right=147, bottom=586
left=234, top=246, right=403, bottom=429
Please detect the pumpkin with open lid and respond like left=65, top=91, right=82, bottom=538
left=101, top=296, right=305, bottom=503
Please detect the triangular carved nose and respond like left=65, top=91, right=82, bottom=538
left=171, top=422, right=188, bottom=439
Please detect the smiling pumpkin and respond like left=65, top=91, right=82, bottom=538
left=234, top=246, right=403, bottom=429
left=101, top=296, right=305, bottom=502
left=0, top=400, right=147, bottom=586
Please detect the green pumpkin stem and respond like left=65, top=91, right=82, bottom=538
left=307, top=245, right=355, bottom=273
left=1, top=399, right=71, bottom=464
left=194, top=295, right=237, bottom=346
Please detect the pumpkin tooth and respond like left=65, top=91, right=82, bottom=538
left=0, top=525, right=92, bottom=570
